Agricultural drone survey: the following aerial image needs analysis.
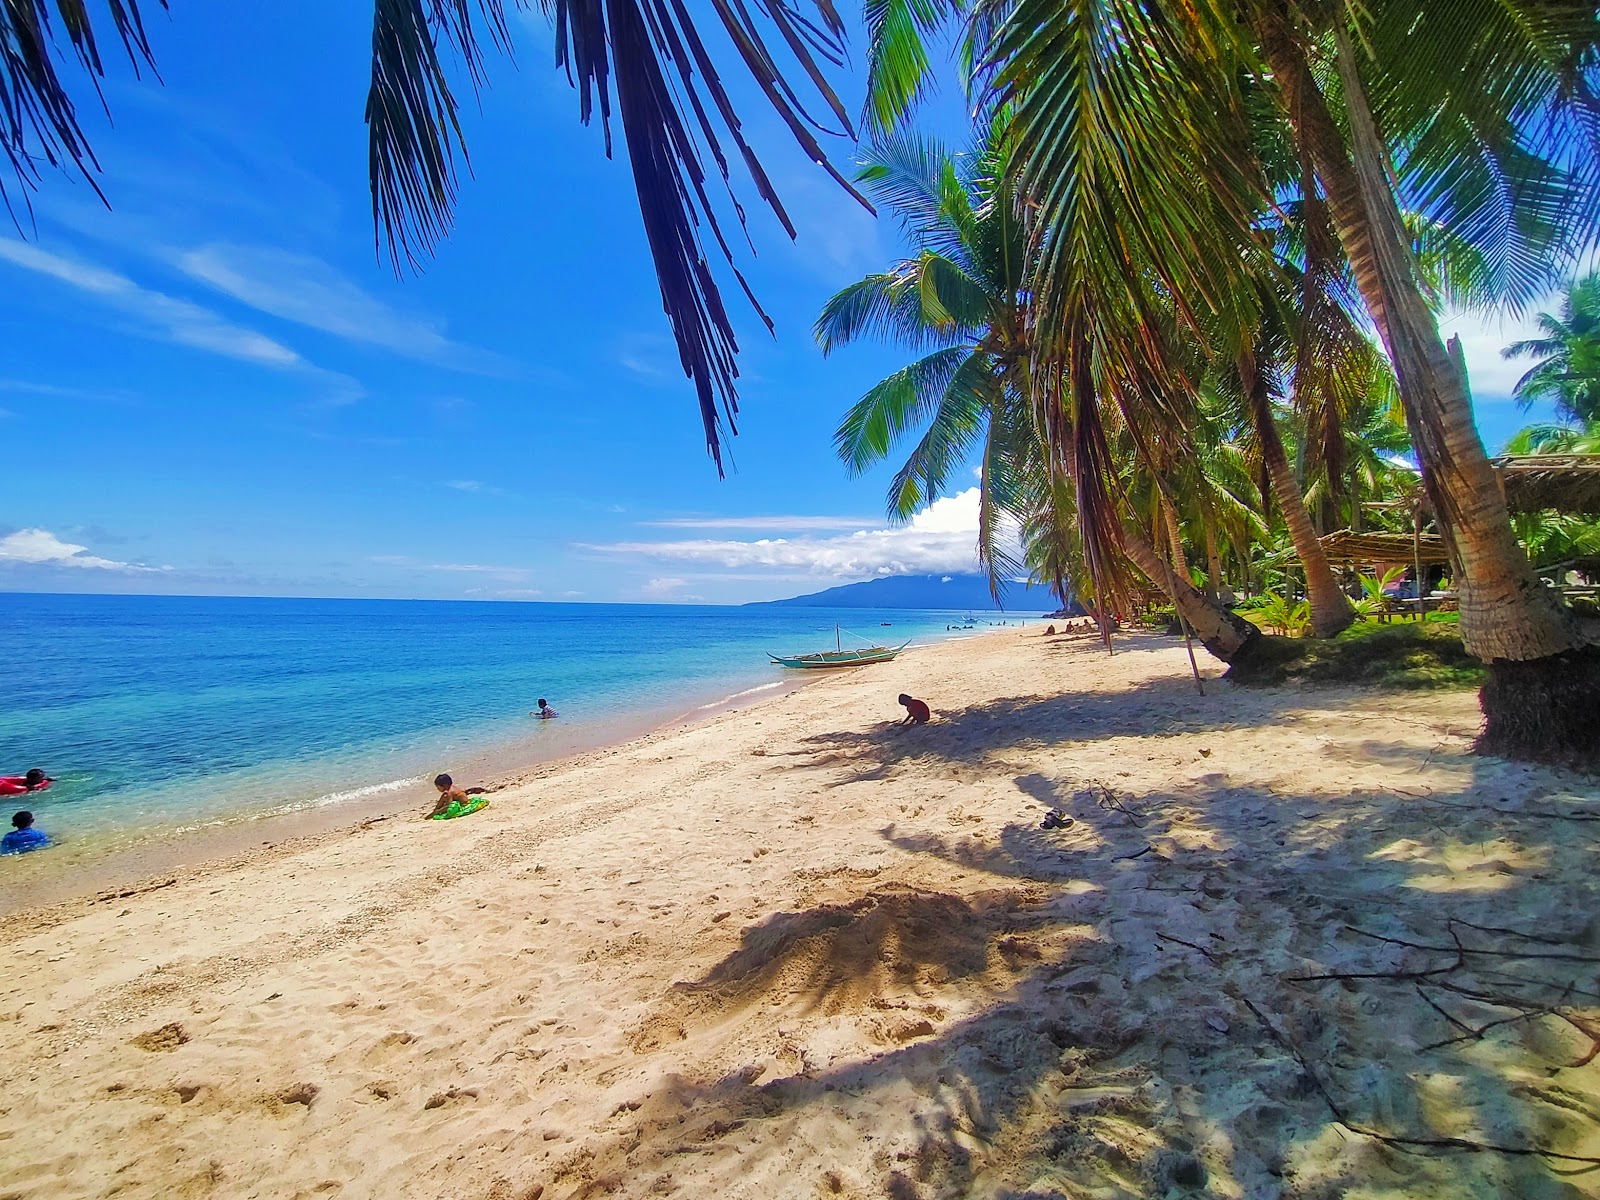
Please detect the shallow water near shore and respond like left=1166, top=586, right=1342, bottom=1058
left=0, top=594, right=1024, bottom=864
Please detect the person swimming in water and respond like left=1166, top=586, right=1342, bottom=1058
left=532, top=699, right=558, bottom=719
left=1, top=811, right=51, bottom=855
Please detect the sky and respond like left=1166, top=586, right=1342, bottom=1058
left=0, top=4, right=1572, bottom=604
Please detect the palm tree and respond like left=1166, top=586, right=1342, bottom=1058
left=815, top=123, right=1037, bottom=596
left=974, top=0, right=1600, bottom=759
left=1503, top=274, right=1600, bottom=425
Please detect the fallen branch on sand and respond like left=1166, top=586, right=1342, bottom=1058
left=1237, top=994, right=1600, bottom=1165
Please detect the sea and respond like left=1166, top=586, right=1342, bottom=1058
left=0, top=594, right=1031, bottom=862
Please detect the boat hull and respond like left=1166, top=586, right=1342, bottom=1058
left=768, top=641, right=910, bottom=669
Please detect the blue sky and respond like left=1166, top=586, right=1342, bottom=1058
left=0, top=4, right=1566, bottom=604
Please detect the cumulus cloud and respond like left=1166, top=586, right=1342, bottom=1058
left=0, top=528, right=160, bottom=572
left=588, top=489, right=1005, bottom=579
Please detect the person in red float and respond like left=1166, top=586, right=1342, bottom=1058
left=0, top=769, right=52, bottom=797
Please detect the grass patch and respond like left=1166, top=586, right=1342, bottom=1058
left=1227, top=618, right=1484, bottom=690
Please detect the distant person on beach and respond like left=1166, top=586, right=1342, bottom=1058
left=426, top=773, right=487, bottom=819
left=532, top=699, right=558, bottom=719
left=1, top=811, right=51, bottom=855
left=896, top=694, right=931, bottom=727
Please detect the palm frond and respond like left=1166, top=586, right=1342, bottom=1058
left=367, top=0, right=869, bottom=474
left=1, top=0, right=164, bottom=220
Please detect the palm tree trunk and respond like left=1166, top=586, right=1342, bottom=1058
left=1254, top=9, right=1598, bottom=762
left=1240, top=348, right=1355, bottom=637
left=1203, top=515, right=1233, bottom=604
left=1162, top=497, right=1190, bottom=580
left=1121, top=521, right=1260, bottom=662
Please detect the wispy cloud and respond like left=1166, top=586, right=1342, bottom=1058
left=642, top=514, right=881, bottom=531
left=587, top=489, right=1005, bottom=579
left=176, top=243, right=515, bottom=375
left=641, top=577, right=704, bottom=601
left=0, top=528, right=163, bottom=573
left=367, top=554, right=531, bottom=580
left=0, top=239, right=363, bottom=403
left=446, top=479, right=515, bottom=498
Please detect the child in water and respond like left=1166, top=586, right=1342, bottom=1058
left=1, top=811, right=51, bottom=855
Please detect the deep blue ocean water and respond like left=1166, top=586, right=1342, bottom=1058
left=0, top=594, right=1029, bottom=848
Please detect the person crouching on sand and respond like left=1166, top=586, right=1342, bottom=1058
left=897, top=694, right=931, bottom=727
left=532, top=699, right=558, bottom=719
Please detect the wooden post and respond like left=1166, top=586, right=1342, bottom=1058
left=1412, top=503, right=1424, bottom=622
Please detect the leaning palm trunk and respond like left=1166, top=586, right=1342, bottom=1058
left=1240, top=349, right=1355, bottom=637
left=1161, top=498, right=1191, bottom=581
left=1121, top=521, right=1260, bottom=662
left=1255, top=11, right=1598, bottom=762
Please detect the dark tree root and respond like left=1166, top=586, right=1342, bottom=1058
left=1476, top=642, right=1600, bottom=770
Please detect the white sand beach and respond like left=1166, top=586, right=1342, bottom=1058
left=2, top=628, right=1598, bottom=1199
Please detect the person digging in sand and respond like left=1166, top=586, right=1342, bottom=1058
left=896, top=694, right=931, bottom=727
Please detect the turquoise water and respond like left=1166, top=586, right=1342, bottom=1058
left=0, top=594, right=1028, bottom=848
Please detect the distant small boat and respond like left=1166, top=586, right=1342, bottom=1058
left=769, top=625, right=910, bottom=669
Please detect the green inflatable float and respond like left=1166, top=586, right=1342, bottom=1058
left=429, top=796, right=490, bottom=821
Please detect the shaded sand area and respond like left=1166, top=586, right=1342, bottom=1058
left=3, top=629, right=1599, bottom=1199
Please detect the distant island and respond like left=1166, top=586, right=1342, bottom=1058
left=749, top=573, right=1062, bottom=611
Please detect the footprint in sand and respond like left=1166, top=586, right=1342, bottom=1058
left=130, top=1022, right=189, bottom=1052
left=359, top=1030, right=417, bottom=1067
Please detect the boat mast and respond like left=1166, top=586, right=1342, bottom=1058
left=836, top=624, right=841, bottom=653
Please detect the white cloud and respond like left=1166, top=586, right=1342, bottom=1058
left=0, top=239, right=363, bottom=402
left=448, top=480, right=483, bottom=492
left=588, top=488, right=1005, bottom=579
left=1438, top=306, right=1549, bottom=401
left=0, top=528, right=160, bottom=572
left=642, top=577, right=689, bottom=596
left=642, top=514, right=881, bottom=531
left=177, top=244, right=512, bottom=375
left=367, top=554, right=530, bottom=579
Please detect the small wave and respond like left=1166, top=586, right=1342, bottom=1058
left=690, top=681, right=786, bottom=711
left=303, top=776, right=426, bottom=808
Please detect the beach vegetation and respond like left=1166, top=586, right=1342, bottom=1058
left=1503, top=273, right=1600, bottom=426
left=1228, top=618, right=1485, bottom=691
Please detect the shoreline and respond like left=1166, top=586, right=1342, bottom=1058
left=7, top=626, right=1589, bottom=1199
left=0, top=635, right=964, bottom=919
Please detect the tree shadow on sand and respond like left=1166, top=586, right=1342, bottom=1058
left=778, top=675, right=1416, bottom=787
left=569, top=698, right=1600, bottom=1200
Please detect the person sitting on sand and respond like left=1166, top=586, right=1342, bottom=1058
left=1, top=811, right=51, bottom=855
left=896, top=694, right=931, bottom=727
left=426, top=773, right=487, bottom=820
left=532, top=699, right=558, bottom=719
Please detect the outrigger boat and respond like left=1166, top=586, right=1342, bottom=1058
left=768, top=625, right=910, bottom=670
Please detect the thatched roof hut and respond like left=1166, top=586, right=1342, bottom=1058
left=1312, top=529, right=1451, bottom=567
left=1493, top=454, right=1600, bottom=516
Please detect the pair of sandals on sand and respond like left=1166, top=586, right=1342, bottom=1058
left=1040, top=809, right=1074, bottom=830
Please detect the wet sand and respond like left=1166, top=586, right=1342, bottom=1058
left=2, top=628, right=1597, bottom=1199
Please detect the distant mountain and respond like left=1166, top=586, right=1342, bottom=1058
left=749, top=573, right=1059, bottom=611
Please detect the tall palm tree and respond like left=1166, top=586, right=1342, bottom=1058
left=815, top=123, right=1036, bottom=596
left=1503, top=273, right=1600, bottom=425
